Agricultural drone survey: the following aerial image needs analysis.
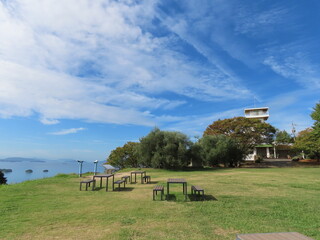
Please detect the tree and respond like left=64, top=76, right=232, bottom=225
left=204, top=117, right=276, bottom=154
left=294, top=128, right=320, bottom=161
left=137, top=128, right=192, bottom=169
left=294, top=102, right=320, bottom=161
left=0, top=171, right=7, bottom=185
left=310, top=102, right=320, bottom=125
left=275, top=130, right=294, bottom=144
left=199, top=135, right=244, bottom=167
left=106, top=142, right=139, bottom=168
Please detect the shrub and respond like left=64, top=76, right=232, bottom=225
left=199, top=135, right=245, bottom=167
left=0, top=171, right=7, bottom=185
left=137, top=128, right=192, bottom=169
left=292, top=156, right=300, bottom=162
left=255, top=155, right=264, bottom=163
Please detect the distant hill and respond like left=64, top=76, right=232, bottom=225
left=0, top=157, right=46, bottom=162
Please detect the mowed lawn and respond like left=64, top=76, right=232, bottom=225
left=0, top=167, right=319, bottom=240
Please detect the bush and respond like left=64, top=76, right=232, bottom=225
left=0, top=171, right=7, bottom=185
left=106, top=142, right=139, bottom=168
left=255, top=155, right=264, bottom=163
left=137, top=128, right=192, bottom=169
left=292, top=156, right=300, bottom=162
left=199, top=135, right=244, bottom=167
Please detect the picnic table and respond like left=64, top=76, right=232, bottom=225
left=167, top=178, right=187, bottom=200
left=93, top=174, right=114, bottom=191
left=130, top=171, right=146, bottom=183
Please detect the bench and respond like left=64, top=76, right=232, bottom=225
left=114, top=180, right=126, bottom=191
left=142, top=175, right=151, bottom=184
left=80, top=179, right=96, bottom=191
left=121, top=175, right=130, bottom=184
left=191, top=185, right=204, bottom=200
left=153, top=185, right=164, bottom=200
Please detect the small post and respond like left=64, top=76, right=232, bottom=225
left=93, top=160, right=98, bottom=175
left=77, top=160, right=84, bottom=177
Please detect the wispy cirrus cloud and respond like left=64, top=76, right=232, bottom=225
left=0, top=0, right=251, bottom=128
left=49, top=127, right=86, bottom=135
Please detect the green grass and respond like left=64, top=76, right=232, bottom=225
left=0, top=168, right=319, bottom=240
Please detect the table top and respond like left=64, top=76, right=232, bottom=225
left=236, top=232, right=314, bottom=240
left=131, top=171, right=146, bottom=174
left=93, top=174, right=114, bottom=178
left=167, top=178, right=187, bottom=183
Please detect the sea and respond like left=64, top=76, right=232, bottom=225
left=0, top=158, right=110, bottom=184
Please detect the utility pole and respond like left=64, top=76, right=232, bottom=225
left=291, top=122, right=297, bottom=141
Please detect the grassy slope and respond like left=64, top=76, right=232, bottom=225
left=0, top=168, right=319, bottom=240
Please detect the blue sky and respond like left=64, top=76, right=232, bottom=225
left=0, top=0, right=319, bottom=161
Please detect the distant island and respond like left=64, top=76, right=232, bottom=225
left=0, top=157, right=46, bottom=163
left=0, top=169, right=12, bottom=173
left=0, top=157, right=78, bottom=163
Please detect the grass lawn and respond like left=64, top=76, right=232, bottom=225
left=0, top=167, right=319, bottom=240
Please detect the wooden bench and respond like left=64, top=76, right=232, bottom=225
left=114, top=180, right=126, bottom=191
left=153, top=185, right=164, bottom=200
left=191, top=185, right=204, bottom=200
left=142, top=175, right=151, bottom=184
left=80, top=179, right=96, bottom=191
left=121, top=175, right=130, bottom=184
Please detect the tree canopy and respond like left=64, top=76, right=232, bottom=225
left=106, top=142, right=139, bottom=168
left=204, top=117, right=276, bottom=154
left=275, top=130, right=293, bottom=144
left=199, top=135, right=244, bottom=167
left=137, top=128, right=192, bottom=169
left=294, top=102, right=320, bottom=161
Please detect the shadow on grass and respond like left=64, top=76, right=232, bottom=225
left=165, top=194, right=177, bottom=201
left=113, top=187, right=134, bottom=192
left=142, top=181, right=159, bottom=184
left=188, top=194, right=218, bottom=201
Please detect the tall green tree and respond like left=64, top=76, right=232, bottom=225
left=294, top=102, right=320, bottom=161
left=137, top=128, right=192, bottom=169
left=0, top=171, right=7, bottom=185
left=294, top=128, right=320, bottom=161
left=199, top=135, right=244, bottom=167
left=275, top=130, right=294, bottom=144
left=204, top=117, right=276, bottom=154
left=106, top=142, right=139, bottom=168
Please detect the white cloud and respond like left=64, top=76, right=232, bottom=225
left=49, top=127, right=86, bottom=135
left=263, top=53, right=320, bottom=88
left=0, top=0, right=253, bottom=127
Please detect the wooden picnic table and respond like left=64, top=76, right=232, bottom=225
left=93, top=174, right=114, bottom=191
left=167, top=178, right=187, bottom=200
left=130, top=171, right=146, bottom=183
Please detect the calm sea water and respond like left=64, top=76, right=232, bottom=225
left=0, top=160, right=107, bottom=184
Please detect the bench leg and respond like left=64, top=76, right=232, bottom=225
left=80, top=183, right=82, bottom=191
left=153, top=190, right=155, bottom=200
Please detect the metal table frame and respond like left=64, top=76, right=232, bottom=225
left=130, top=171, right=146, bottom=183
left=93, top=174, right=114, bottom=191
left=167, top=178, right=187, bottom=200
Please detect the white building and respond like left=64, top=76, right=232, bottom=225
left=244, top=107, right=271, bottom=160
left=244, top=107, right=269, bottom=122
